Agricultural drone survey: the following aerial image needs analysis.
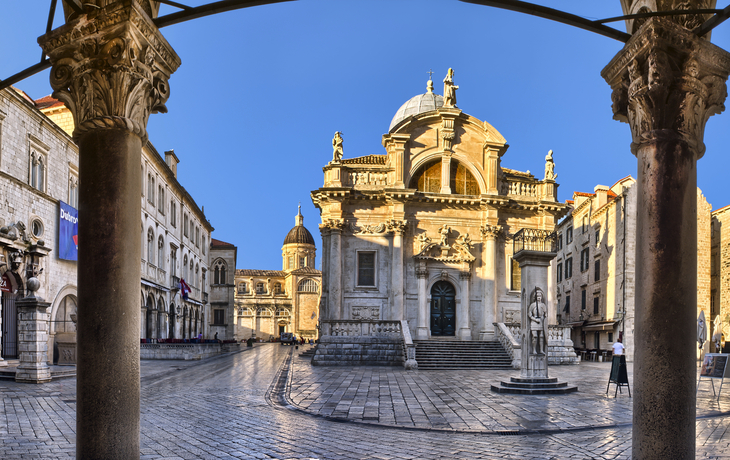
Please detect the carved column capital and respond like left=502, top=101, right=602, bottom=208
left=459, top=271, right=471, bottom=281
left=39, top=0, right=181, bottom=143
left=387, top=219, right=408, bottom=236
left=480, top=224, right=502, bottom=240
left=416, top=267, right=429, bottom=279
left=602, top=18, right=730, bottom=159
left=321, top=219, right=345, bottom=232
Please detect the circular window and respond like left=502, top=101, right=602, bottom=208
left=31, top=219, right=44, bottom=238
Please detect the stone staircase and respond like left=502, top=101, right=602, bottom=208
left=414, top=340, right=513, bottom=370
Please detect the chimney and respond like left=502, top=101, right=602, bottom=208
left=165, top=149, right=179, bottom=178
left=594, top=185, right=609, bottom=208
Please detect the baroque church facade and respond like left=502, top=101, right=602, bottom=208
left=312, top=71, right=569, bottom=343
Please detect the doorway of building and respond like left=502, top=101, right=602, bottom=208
left=1, top=292, right=17, bottom=358
left=430, top=281, right=456, bottom=336
left=279, top=325, right=285, bottom=336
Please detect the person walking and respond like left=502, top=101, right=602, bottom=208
left=612, top=338, right=625, bottom=356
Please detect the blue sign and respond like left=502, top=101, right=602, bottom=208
left=59, top=201, right=78, bottom=261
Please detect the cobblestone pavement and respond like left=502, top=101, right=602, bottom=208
left=0, top=343, right=728, bottom=459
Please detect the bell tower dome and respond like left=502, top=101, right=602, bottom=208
left=282, top=205, right=316, bottom=272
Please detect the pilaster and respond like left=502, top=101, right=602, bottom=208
left=415, top=262, right=429, bottom=340
left=388, top=219, right=408, bottom=321
left=457, top=270, right=472, bottom=340
left=479, top=224, right=502, bottom=340
left=15, top=298, right=52, bottom=384
left=382, top=133, right=410, bottom=188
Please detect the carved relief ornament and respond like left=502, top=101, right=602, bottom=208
left=480, top=224, right=503, bottom=240
left=413, top=230, right=475, bottom=264
left=39, top=1, right=181, bottom=143
left=347, top=222, right=387, bottom=234
left=319, top=219, right=345, bottom=232
left=602, top=18, right=730, bottom=159
left=386, top=219, right=408, bottom=235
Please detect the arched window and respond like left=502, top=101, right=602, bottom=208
left=237, top=282, right=248, bottom=294
left=239, top=307, right=253, bottom=317
left=276, top=307, right=289, bottom=317
left=298, top=279, right=319, bottom=293
left=30, top=151, right=46, bottom=192
left=183, top=254, right=188, bottom=280
left=170, top=248, right=177, bottom=276
left=410, top=160, right=441, bottom=193
left=450, top=161, right=479, bottom=195
left=147, top=174, right=155, bottom=204
left=213, top=259, right=227, bottom=285
left=183, top=213, right=188, bottom=237
left=147, top=228, right=155, bottom=264
left=258, top=307, right=272, bottom=317
left=157, top=236, right=164, bottom=270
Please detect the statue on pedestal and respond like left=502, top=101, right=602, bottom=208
left=528, top=287, right=548, bottom=355
left=439, top=224, right=450, bottom=247
left=443, top=68, right=459, bottom=108
left=332, top=131, right=343, bottom=162
left=544, top=150, right=557, bottom=181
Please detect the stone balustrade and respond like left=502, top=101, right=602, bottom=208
left=320, top=320, right=402, bottom=337
left=400, top=320, right=417, bottom=370
left=506, top=179, right=538, bottom=197
left=494, top=322, right=521, bottom=369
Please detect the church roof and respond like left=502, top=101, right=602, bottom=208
left=283, top=205, right=316, bottom=246
left=341, top=155, right=387, bottom=165
left=211, top=238, right=235, bottom=248
left=388, top=79, right=444, bottom=132
left=289, top=267, right=321, bottom=275
left=236, top=269, right=286, bottom=277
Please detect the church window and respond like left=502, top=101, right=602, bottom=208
left=68, top=174, right=79, bottom=208
left=276, top=307, right=289, bottom=317
left=274, top=283, right=282, bottom=294
left=288, top=256, right=294, bottom=269
left=213, top=309, right=225, bottom=325
left=147, top=228, right=155, bottom=265
left=510, top=257, right=521, bottom=291
left=239, top=307, right=253, bottom=317
left=411, top=160, right=441, bottom=193
left=170, top=201, right=177, bottom=227
left=299, top=256, right=305, bottom=268
left=450, top=161, right=479, bottom=195
left=565, top=257, right=573, bottom=279
left=256, top=282, right=265, bottom=294
left=298, top=279, right=319, bottom=293
left=357, top=251, right=376, bottom=287
left=237, top=282, right=248, bottom=294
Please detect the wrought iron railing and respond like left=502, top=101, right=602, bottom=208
left=513, top=228, right=557, bottom=254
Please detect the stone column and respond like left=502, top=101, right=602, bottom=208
left=328, top=220, right=344, bottom=320
left=318, top=225, right=331, bottom=321
left=389, top=220, right=407, bottom=321
left=15, top=297, right=51, bottom=384
left=514, top=249, right=555, bottom=379
left=602, top=17, right=730, bottom=459
left=415, top=263, right=429, bottom=340
left=480, top=225, right=501, bottom=340
left=39, top=2, right=180, bottom=458
left=439, top=153, right=452, bottom=194
left=457, top=270, right=471, bottom=340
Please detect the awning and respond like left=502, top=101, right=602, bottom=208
left=141, top=279, right=170, bottom=292
left=582, top=321, right=618, bottom=332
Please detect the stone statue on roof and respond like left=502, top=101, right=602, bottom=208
left=443, top=68, right=458, bottom=108
left=544, top=149, right=557, bottom=181
left=332, top=131, right=343, bottom=162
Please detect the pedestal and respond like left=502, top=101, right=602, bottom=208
left=15, top=298, right=51, bottom=384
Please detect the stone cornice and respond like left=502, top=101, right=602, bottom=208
left=38, top=0, right=181, bottom=143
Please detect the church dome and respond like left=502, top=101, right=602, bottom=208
left=283, top=206, right=315, bottom=246
left=388, top=78, right=444, bottom=132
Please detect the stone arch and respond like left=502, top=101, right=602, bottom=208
left=407, top=154, right=486, bottom=195
left=49, top=284, right=78, bottom=335
left=145, top=294, right=155, bottom=339
left=157, top=295, right=166, bottom=339
left=168, top=302, right=175, bottom=339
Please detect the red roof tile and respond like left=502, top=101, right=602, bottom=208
left=211, top=238, right=235, bottom=248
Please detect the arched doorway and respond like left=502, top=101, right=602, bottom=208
left=168, top=303, right=175, bottom=339
left=145, top=295, right=155, bottom=339
left=430, top=281, right=456, bottom=336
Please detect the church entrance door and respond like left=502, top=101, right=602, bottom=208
left=430, top=281, right=456, bottom=336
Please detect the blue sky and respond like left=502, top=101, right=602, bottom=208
left=2, top=1, right=729, bottom=270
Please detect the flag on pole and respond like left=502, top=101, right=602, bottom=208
left=180, top=278, right=191, bottom=300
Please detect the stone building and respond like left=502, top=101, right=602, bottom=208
left=712, top=204, right=730, bottom=349
left=0, top=86, right=214, bottom=369
left=209, top=238, right=237, bottom=340
left=312, top=71, right=569, bottom=354
left=231, top=207, right=321, bottom=341
left=0, top=87, right=79, bottom=366
left=555, top=176, right=713, bottom=361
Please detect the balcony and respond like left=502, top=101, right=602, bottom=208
left=171, top=275, right=180, bottom=288
left=513, top=228, right=557, bottom=255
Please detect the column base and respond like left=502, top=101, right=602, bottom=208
left=458, top=328, right=472, bottom=341
left=415, top=327, right=430, bottom=340
left=15, top=365, right=52, bottom=384
left=0, top=359, right=7, bottom=367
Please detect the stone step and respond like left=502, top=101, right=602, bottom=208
left=414, top=340, right=512, bottom=370
left=491, top=377, right=578, bottom=394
